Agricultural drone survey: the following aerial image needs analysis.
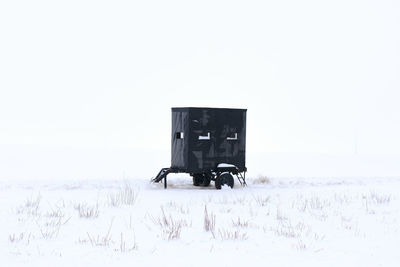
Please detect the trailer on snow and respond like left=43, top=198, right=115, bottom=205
left=152, top=107, right=247, bottom=189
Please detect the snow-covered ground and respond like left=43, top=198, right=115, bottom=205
left=1, top=176, right=399, bottom=267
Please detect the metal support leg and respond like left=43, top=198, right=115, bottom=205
left=236, top=172, right=247, bottom=187
left=164, top=176, right=167, bottom=189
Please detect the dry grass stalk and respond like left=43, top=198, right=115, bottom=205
left=273, top=220, right=309, bottom=239
left=218, top=229, right=248, bottom=240
left=37, top=216, right=71, bottom=239
left=293, top=196, right=330, bottom=213
left=9, top=233, right=25, bottom=243
left=204, top=205, right=216, bottom=238
left=74, top=202, right=99, bottom=218
left=108, top=184, right=138, bottom=207
left=117, top=232, right=138, bottom=252
left=276, top=207, right=288, bottom=221
left=232, top=217, right=249, bottom=227
left=16, top=194, right=42, bottom=216
left=294, top=239, right=307, bottom=250
left=45, top=208, right=65, bottom=219
left=87, top=220, right=114, bottom=246
left=39, top=225, right=60, bottom=239
left=367, top=191, right=391, bottom=205
left=151, top=207, right=190, bottom=240
left=253, top=195, right=270, bottom=207
left=9, top=232, right=33, bottom=245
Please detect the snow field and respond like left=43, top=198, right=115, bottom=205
left=1, top=176, right=399, bottom=266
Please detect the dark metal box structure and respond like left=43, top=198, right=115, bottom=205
left=152, top=107, right=247, bottom=189
left=171, top=107, right=247, bottom=173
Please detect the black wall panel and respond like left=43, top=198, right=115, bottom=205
left=171, top=107, right=246, bottom=173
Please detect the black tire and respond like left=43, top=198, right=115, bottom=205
left=192, top=174, right=204, bottom=186
left=201, top=174, right=211, bottom=187
left=215, top=172, right=234, bottom=189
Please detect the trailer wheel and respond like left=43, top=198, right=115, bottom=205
left=201, top=174, right=211, bottom=187
left=215, top=172, right=234, bottom=189
left=193, top=174, right=204, bottom=186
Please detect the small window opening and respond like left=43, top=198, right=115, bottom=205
left=176, top=132, right=184, bottom=139
left=198, top=132, right=210, bottom=140
left=227, top=133, right=238, bottom=140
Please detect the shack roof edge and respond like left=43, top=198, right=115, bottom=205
left=172, top=107, right=247, bottom=112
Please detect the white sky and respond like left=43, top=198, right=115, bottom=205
left=0, top=0, right=400, bottom=179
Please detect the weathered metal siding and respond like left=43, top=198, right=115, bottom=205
left=171, top=107, right=246, bottom=173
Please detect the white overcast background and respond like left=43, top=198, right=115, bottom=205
left=0, top=0, right=399, bottom=180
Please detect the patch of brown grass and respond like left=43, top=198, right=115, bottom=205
left=252, top=176, right=270, bottom=184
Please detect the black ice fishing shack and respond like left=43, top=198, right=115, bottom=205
left=152, top=107, right=247, bottom=189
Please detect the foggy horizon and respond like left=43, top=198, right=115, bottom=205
left=1, top=0, right=399, bottom=180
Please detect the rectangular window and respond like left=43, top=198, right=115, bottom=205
left=227, top=133, right=238, bottom=140
left=176, top=132, right=184, bottom=139
left=198, top=132, right=210, bottom=140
